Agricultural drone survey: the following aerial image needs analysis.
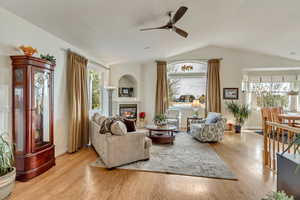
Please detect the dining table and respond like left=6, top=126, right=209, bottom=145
left=278, top=113, right=300, bottom=126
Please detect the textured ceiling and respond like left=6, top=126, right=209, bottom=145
left=1, top=0, right=300, bottom=64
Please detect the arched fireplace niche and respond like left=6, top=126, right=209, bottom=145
left=117, top=74, right=139, bottom=121
left=118, top=74, right=137, bottom=98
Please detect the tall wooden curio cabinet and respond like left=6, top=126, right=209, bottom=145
left=11, top=56, right=55, bottom=181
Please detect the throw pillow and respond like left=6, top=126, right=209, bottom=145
left=123, top=119, right=136, bottom=132
left=111, top=121, right=127, bottom=135
left=205, top=112, right=221, bottom=124
left=99, top=116, right=124, bottom=134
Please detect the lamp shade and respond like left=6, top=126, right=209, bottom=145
left=192, top=100, right=201, bottom=108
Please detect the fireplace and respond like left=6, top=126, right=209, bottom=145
left=119, top=104, right=137, bottom=120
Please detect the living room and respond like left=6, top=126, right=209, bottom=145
left=1, top=1, right=300, bottom=200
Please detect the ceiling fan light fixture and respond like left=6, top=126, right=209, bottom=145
left=140, top=6, right=189, bottom=38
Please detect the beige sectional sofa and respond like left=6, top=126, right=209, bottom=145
left=90, top=115, right=152, bottom=168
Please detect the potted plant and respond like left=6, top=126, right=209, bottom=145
left=154, top=114, right=167, bottom=127
left=227, top=123, right=233, bottom=132
left=40, top=54, right=56, bottom=65
left=262, top=191, right=294, bottom=200
left=0, top=132, right=16, bottom=199
left=139, top=112, right=146, bottom=121
left=225, top=101, right=251, bottom=133
left=139, top=112, right=146, bottom=128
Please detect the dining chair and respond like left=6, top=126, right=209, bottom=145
left=261, top=107, right=271, bottom=133
left=270, top=107, right=284, bottom=135
left=270, top=107, right=283, bottom=123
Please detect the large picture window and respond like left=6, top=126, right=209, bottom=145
left=243, top=75, right=300, bottom=111
left=168, top=61, right=207, bottom=108
left=88, top=69, right=102, bottom=111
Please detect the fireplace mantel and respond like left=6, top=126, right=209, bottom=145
left=113, top=98, right=140, bottom=103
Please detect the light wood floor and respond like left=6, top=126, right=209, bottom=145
left=9, top=131, right=276, bottom=200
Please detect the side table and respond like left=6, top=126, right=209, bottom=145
left=187, top=116, right=203, bottom=132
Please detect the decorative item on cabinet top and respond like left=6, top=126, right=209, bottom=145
left=19, top=45, right=38, bottom=57
left=40, top=54, right=56, bottom=65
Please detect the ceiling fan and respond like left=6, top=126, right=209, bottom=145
left=140, top=6, right=189, bottom=38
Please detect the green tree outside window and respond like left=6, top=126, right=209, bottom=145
left=89, top=70, right=102, bottom=110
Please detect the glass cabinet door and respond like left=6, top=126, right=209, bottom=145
left=32, top=69, right=51, bottom=150
left=14, top=68, right=25, bottom=153
left=14, top=87, right=25, bottom=152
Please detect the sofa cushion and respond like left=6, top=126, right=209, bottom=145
left=130, top=129, right=149, bottom=135
left=93, top=113, right=102, bottom=124
left=144, top=137, right=152, bottom=149
left=205, top=112, right=221, bottom=124
left=111, top=121, right=127, bottom=135
left=123, top=119, right=136, bottom=132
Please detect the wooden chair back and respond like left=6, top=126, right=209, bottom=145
left=261, top=107, right=284, bottom=131
left=261, top=107, right=270, bottom=129
left=270, top=107, right=283, bottom=123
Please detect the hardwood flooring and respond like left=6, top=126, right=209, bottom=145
left=9, top=131, right=275, bottom=200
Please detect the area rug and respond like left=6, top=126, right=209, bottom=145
left=91, top=133, right=237, bottom=180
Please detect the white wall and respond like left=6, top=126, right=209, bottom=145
left=111, top=46, right=300, bottom=129
left=140, top=62, right=157, bottom=124
left=0, top=7, right=108, bottom=156
left=110, top=62, right=143, bottom=101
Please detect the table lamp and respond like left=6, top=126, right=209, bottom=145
left=192, top=100, right=201, bottom=117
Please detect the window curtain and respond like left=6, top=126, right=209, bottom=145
left=155, top=61, right=169, bottom=115
left=67, top=51, right=89, bottom=153
left=206, top=59, right=221, bottom=113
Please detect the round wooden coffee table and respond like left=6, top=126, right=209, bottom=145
left=145, top=125, right=176, bottom=144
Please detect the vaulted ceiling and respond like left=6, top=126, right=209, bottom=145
left=1, top=0, right=300, bottom=64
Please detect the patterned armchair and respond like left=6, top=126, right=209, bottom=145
left=190, top=114, right=227, bottom=142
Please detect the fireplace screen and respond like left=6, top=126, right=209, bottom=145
left=119, top=104, right=137, bottom=120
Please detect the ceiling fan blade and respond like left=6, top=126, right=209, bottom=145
left=173, top=26, right=188, bottom=38
left=140, top=25, right=168, bottom=31
left=172, top=6, right=188, bottom=24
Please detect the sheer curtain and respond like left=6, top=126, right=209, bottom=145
left=243, top=74, right=300, bottom=111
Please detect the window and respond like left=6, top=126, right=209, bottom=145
left=168, top=61, right=207, bottom=108
left=243, top=74, right=300, bottom=111
left=88, top=69, right=102, bottom=111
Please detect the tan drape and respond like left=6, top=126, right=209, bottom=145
left=67, top=51, right=89, bottom=153
left=206, top=59, right=221, bottom=113
left=155, top=61, right=169, bottom=115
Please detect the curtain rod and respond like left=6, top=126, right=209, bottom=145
left=168, top=58, right=223, bottom=63
left=60, top=48, right=110, bottom=70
